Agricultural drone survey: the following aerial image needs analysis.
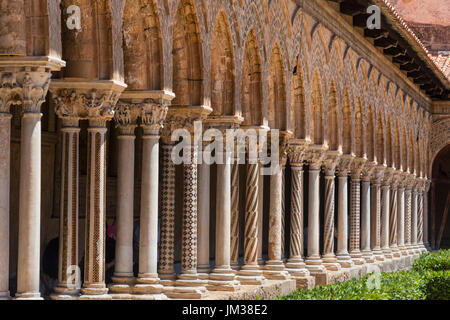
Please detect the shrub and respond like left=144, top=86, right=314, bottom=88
left=412, top=250, right=450, bottom=272
left=279, top=251, right=450, bottom=300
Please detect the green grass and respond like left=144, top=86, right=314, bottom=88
left=278, top=250, right=450, bottom=300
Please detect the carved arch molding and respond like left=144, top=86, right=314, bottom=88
left=430, top=116, right=450, bottom=176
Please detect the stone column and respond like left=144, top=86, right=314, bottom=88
left=411, top=181, right=419, bottom=255
left=257, top=163, right=264, bottom=266
left=230, top=162, right=240, bottom=269
left=237, top=150, right=265, bottom=285
left=304, top=147, right=327, bottom=275
left=381, top=172, right=392, bottom=260
left=423, top=180, right=431, bottom=250
left=286, top=159, right=312, bottom=278
left=349, top=159, right=366, bottom=265
left=264, top=146, right=291, bottom=280
left=404, top=179, right=413, bottom=255
left=109, top=102, right=138, bottom=295
left=158, top=142, right=176, bottom=282
left=134, top=101, right=168, bottom=299
left=79, top=85, right=125, bottom=299
left=417, top=180, right=426, bottom=253
left=322, top=154, right=341, bottom=271
left=389, top=172, right=401, bottom=258
left=0, top=81, right=20, bottom=299
left=361, top=165, right=375, bottom=263
left=336, top=156, right=354, bottom=268
left=53, top=119, right=81, bottom=298
left=397, top=175, right=406, bottom=254
left=197, top=155, right=210, bottom=279
left=16, top=70, right=52, bottom=300
left=281, top=167, right=286, bottom=260
left=371, top=167, right=385, bottom=261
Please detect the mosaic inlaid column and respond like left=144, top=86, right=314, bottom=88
left=230, top=162, right=240, bottom=270
left=209, top=142, right=239, bottom=291
left=54, top=119, right=81, bottom=298
left=322, top=154, right=341, bottom=271
left=371, top=167, right=385, bottom=261
left=158, top=143, right=176, bottom=282
left=264, top=153, right=291, bottom=280
left=397, top=176, right=406, bottom=254
left=336, top=156, right=354, bottom=268
left=81, top=119, right=110, bottom=299
left=361, top=165, right=375, bottom=263
left=109, top=102, right=138, bottom=295
left=134, top=102, right=167, bottom=299
left=197, top=157, right=210, bottom=279
left=16, top=70, right=52, bottom=300
left=389, top=173, right=401, bottom=258
left=0, top=83, right=19, bottom=299
left=411, top=182, right=419, bottom=255
left=349, top=159, right=365, bottom=265
left=305, top=148, right=326, bottom=274
left=404, top=180, right=412, bottom=255
left=237, top=155, right=265, bottom=285
left=381, top=173, right=392, bottom=260
left=417, top=180, right=426, bottom=253
left=285, top=153, right=310, bottom=279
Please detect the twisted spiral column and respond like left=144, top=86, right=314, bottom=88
left=230, top=163, right=240, bottom=269
left=286, top=165, right=310, bottom=277
left=350, top=168, right=365, bottom=265
left=389, top=177, right=400, bottom=258
left=397, top=181, right=406, bottom=254
left=404, top=185, right=412, bottom=254
left=237, top=160, right=265, bottom=284
left=411, top=186, right=419, bottom=255
left=417, top=185, right=425, bottom=252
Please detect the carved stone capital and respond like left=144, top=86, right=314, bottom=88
left=304, top=145, right=326, bottom=170
left=371, top=165, right=386, bottom=183
left=350, top=157, right=367, bottom=179
left=50, top=80, right=126, bottom=121
left=15, top=70, right=52, bottom=113
left=0, top=72, right=22, bottom=113
left=323, top=151, right=341, bottom=176
left=336, top=154, right=354, bottom=177
left=287, top=140, right=310, bottom=166
left=140, top=101, right=168, bottom=134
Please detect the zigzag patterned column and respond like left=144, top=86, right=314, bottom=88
left=349, top=159, right=366, bottom=265
left=404, top=179, right=413, bottom=255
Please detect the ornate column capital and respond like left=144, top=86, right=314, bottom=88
left=323, top=151, right=341, bottom=176
left=382, top=168, right=394, bottom=187
left=405, top=174, right=416, bottom=191
left=0, top=72, right=22, bottom=114
left=350, top=157, right=367, bottom=180
left=336, top=154, right=354, bottom=177
left=50, top=80, right=127, bottom=124
left=361, top=161, right=376, bottom=182
left=287, top=140, right=310, bottom=167
left=304, top=145, right=327, bottom=170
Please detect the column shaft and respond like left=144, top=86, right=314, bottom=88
left=197, top=161, right=210, bottom=276
left=371, top=179, right=384, bottom=260
left=230, top=163, right=240, bottom=269
left=17, top=112, right=42, bottom=299
left=350, top=175, right=364, bottom=264
left=397, top=186, right=406, bottom=253
left=381, top=184, right=392, bottom=259
left=337, top=174, right=353, bottom=267
left=361, top=177, right=374, bottom=262
left=390, top=181, right=400, bottom=257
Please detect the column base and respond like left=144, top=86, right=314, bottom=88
left=159, top=272, right=177, bottom=286
left=165, top=274, right=208, bottom=299
left=305, top=256, right=327, bottom=273
left=133, top=276, right=165, bottom=297
left=372, top=248, right=385, bottom=261
left=81, top=283, right=109, bottom=297
left=230, top=263, right=240, bottom=271
left=207, top=268, right=240, bottom=292
left=197, top=266, right=210, bottom=280
left=336, top=253, right=355, bottom=268
left=15, top=292, right=43, bottom=300
left=350, top=251, right=366, bottom=265
left=361, top=250, right=376, bottom=263
left=109, top=276, right=135, bottom=294
left=263, top=260, right=292, bottom=280
left=322, top=254, right=342, bottom=271
left=390, top=246, right=402, bottom=258
left=51, top=286, right=81, bottom=300
left=236, top=265, right=266, bottom=285
left=382, top=248, right=393, bottom=260
left=0, top=291, right=10, bottom=300
left=285, top=258, right=311, bottom=276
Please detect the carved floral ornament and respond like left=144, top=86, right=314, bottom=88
left=53, top=89, right=119, bottom=120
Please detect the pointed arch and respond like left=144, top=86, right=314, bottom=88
left=241, top=29, right=262, bottom=126
left=310, top=70, right=324, bottom=145
left=123, top=0, right=162, bottom=90
left=292, top=55, right=306, bottom=139
left=327, top=81, right=338, bottom=151
left=211, top=11, right=235, bottom=116
left=268, top=44, right=286, bottom=129
left=342, top=88, right=352, bottom=155
left=172, top=0, right=203, bottom=106
left=376, top=111, right=384, bottom=165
